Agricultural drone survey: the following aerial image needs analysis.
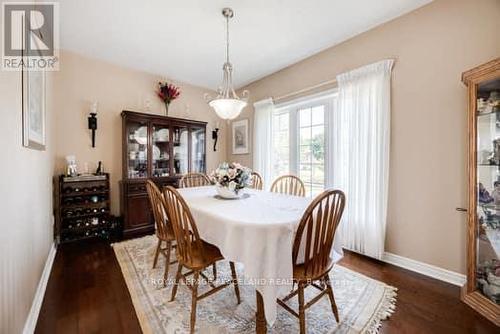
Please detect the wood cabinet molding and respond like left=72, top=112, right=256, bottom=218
left=120, top=110, right=207, bottom=237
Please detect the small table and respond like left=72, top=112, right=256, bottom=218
left=178, top=186, right=343, bottom=332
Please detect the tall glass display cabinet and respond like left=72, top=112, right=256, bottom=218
left=120, top=110, right=207, bottom=237
left=461, top=58, right=500, bottom=326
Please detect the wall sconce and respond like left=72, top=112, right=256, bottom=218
left=212, top=122, right=221, bottom=152
left=212, top=127, right=219, bottom=151
left=88, top=102, right=98, bottom=148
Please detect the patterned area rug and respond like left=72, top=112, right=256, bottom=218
left=112, top=236, right=397, bottom=334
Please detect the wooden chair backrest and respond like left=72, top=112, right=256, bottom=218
left=251, top=172, right=263, bottom=190
left=270, top=175, right=306, bottom=197
left=162, top=186, right=204, bottom=265
left=179, top=173, right=211, bottom=188
left=292, top=189, right=346, bottom=278
left=145, top=180, right=172, bottom=239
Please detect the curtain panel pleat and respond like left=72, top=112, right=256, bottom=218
left=332, top=59, right=394, bottom=259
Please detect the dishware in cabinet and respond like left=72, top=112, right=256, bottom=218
left=120, top=110, right=207, bottom=237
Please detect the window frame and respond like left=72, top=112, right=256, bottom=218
left=272, top=90, right=338, bottom=196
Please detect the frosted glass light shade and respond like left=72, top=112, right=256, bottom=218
left=209, top=98, right=247, bottom=120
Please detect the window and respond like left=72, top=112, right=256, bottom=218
left=271, top=92, right=336, bottom=197
left=299, top=105, right=325, bottom=197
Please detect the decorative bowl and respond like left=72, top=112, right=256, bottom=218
left=215, top=184, right=244, bottom=199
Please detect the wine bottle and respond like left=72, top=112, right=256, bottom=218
left=95, top=161, right=102, bottom=175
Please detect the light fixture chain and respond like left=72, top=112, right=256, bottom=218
left=226, top=14, right=230, bottom=64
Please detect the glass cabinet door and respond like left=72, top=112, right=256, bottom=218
left=152, top=124, right=170, bottom=177
left=475, top=77, right=500, bottom=305
left=126, top=121, right=148, bottom=178
left=172, top=125, right=188, bottom=175
left=191, top=127, right=206, bottom=173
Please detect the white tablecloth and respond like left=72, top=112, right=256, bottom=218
left=178, top=186, right=344, bottom=325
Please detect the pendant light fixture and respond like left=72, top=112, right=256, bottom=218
left=205, top=8, right=249, bottom=120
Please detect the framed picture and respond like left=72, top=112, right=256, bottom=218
left=22, top=69, right=46, bottom=150
left=232, top=119, right=249, bottom=155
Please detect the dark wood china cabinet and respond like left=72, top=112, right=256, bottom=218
left=120, top=110, right=207, bottom=237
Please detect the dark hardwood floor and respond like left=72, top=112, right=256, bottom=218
left=36, top=239, right=498, bottom=333
left=36, top=239, right=141, bottom=334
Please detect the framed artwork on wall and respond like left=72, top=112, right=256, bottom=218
left=22, top=69, right=46, bottom=150
left=232, top=119, right=249, bottom=155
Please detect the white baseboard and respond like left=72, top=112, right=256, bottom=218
left=22, top=242, right=57, bottom=334
left=382, top=252, right=466, bottom=287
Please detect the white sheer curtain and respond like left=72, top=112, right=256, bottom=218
left=253, top=98, right=274, bottom=189
left=331, top=59, right=394, bottom=259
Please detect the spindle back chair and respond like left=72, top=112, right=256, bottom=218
left=162, top=186, right=241, bottom=333
left=270, top=174, right=306, bottom=197
left=251, top=171, right=264, bottom=190
left=179, top=173, right=211, bottom=188
left=145, top=180, right=177, bottom=286
left=277, top=189, right=346, bottom=333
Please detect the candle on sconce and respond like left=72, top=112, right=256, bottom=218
left=90, top=101, right=98, bottom=114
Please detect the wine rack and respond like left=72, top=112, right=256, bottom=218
left=54, top=174, right=119, bottom=244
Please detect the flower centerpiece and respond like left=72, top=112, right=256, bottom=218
left=157, top=81, right=181, bottom=116
left=209, top=162, right=252, bottom=199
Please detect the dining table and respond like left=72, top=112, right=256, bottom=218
left=177, top=185, right=344, bottom=333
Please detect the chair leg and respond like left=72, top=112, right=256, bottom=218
left=324, top=274, right=340, bottom=323
left=163, top=241, right=171, bottom=287
left=152, top=239, right=161, bottom=269
left=170, top=263, right=183, bottom=302
left=298, top=283, right=306, bottom=334
left=212, top=263, right=217, bottom=280
left=190, top=271, right=199, bottom=334
left=229, top=261, right=241, bottom=304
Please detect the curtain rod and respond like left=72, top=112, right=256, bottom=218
left=273, top=78, right=338, bottom=103
left=271, top=58, right=396, bottom=104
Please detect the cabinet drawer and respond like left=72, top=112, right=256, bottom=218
left=128, top=183, right=147, bottom=194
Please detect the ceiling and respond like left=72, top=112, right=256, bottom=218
left=60, top=0, right=432, bottom=89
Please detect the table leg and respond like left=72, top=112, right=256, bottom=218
left=256, top=290, right=267, bottom=334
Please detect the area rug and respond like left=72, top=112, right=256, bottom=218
left=112, top=236, right=397, bottom=334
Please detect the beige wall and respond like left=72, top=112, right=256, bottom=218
left=228, top=0, right=500, bottom=273
left=0, top=71, right=55, bottom=331
left=0, top=48, right=226, bottom=333
left=53, top=51, right=227, bottom=215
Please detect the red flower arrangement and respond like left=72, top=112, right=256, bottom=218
left=157, top=81, right=180, bottom=115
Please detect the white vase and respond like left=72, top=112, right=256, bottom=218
left=216, top=184, right=244, bottom=199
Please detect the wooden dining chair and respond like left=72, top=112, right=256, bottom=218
left=178, top=172, right=218, bottom=279
left=179, top=172, right=211, bottom=188
left=146, top=180, right=177, bottom=286
left=251, top=171, right=264, bottom=190
left=163, top=186, right=241, bottom=333
left=277, top=189, right=346, bottom=334
left=270, top=175, right=306, bottom=197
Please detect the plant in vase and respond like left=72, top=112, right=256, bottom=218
left=209, top=162, right=252, bottom=199
left=157, top=81, right=181, bottom=116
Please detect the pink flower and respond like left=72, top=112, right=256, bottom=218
left=227, top=168, right=236, bottom=178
